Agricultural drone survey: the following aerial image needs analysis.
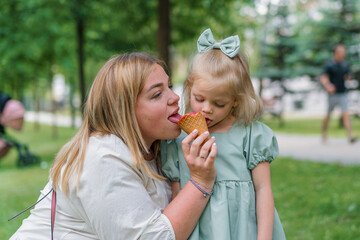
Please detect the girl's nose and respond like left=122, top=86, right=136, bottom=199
left=168, top=91, right=180, bottom=105
left=202, top=102, right=212, bottom=114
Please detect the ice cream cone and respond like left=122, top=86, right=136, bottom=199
left=177, top=112, right=210, bottom=141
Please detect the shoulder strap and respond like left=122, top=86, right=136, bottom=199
left=8, top=188, right=56, bottom=240
left=51, top=189, right=56, bottom=240
left=8, top=188, right=53, bottom=221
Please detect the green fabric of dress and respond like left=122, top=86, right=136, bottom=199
left=161, top=121, right=286, bottom=240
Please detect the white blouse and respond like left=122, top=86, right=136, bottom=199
left=10, top=134, right=175, bottom=240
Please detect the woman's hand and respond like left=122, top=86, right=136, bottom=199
left=181, top=129, right=217, bottom=190
left=164, top=129, right=217, bottom=240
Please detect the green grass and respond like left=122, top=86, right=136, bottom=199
left=271, top=158, right=360, bottom=239
left=261, top=115, right=360, bottom=138
left=1, top=120, right=359, bottom=239
left=0, top=167, right=49, bottom=238
left=0, top=123, right=77, bottom=170
left=0, top=122, right=77, bottom=238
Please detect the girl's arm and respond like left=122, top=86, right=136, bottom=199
left=252, top=161, right=274, bottom=240
left=171, top=181, right=181, bottom=200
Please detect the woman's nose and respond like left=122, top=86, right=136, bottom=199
left=168, top=91, right=180, bottom=105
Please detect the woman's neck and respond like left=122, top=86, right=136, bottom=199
left=141, top=147, right=155, bottom=161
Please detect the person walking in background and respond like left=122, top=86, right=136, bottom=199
left=162, top=28, right=286, bottom=239
left=321, top=44, right=356, bottom=144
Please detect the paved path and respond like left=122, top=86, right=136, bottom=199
left=25, top=111, right=359, bottom=165
left=276, top=133, right=359, bottom=165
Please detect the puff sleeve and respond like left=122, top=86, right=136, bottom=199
left=160, top=139, right=180, bottom=181
left=244, top=121, right=279, bottom=170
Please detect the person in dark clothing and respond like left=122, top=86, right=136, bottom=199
left=321, top=44, right=356, bottom=144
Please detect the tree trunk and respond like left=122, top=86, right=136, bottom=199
left=258, top=78, right=263, bottom=97
left=69, top=76, right=76, bottom=128
left=157, top=0, right=171, bottom=76
left=33, top=77, right=40, bottom=131
left=75, top=0, right=86, bottom=116
left=49, top=68, right=58, bottom=139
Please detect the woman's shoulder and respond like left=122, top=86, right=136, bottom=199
left=79, top=134, right=142, bottom=188
left=89, top=133, right=128, bottom=149
left=87, top=134, right=132, bottom=165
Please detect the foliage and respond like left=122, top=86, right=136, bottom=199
left=0, top=0, right=76, bottom=103
left=289, top=0, right=360, bottom=81
left=171, top=0, right=253, bottom=56
left=1, top=0, right=360, bottom=110
left=253, top=0, right=360, bottom=85
left=256, top=0, right=297, bottom=81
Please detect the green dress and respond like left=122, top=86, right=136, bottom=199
left=161, top=121, right=286, bottom=240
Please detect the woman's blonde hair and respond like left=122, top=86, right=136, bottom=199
left=182, top=50, right=262, bottom=125
left=50, top=52, right=165, bottom=195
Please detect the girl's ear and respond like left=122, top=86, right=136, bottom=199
left=233, top=100, right=239, bottom=107
left=186, top=78, right=190, bottom=88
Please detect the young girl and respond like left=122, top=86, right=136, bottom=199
left=161, top=29, right=286, bottom=239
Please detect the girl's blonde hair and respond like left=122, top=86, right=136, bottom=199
left=183, top=50, right=262, bottom=125
left=50, top=52, right=165, bottom=195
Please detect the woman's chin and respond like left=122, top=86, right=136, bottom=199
left=165, top=127, right=181, bottom=140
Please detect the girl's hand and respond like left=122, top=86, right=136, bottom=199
left=181, top=129, right=217, bottom=190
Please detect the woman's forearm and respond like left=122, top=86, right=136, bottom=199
left=256, top=187, right=274, bottom=240
left=163, top=181, right=211, bottom=240
left=164, top=130, right=217, bottom=240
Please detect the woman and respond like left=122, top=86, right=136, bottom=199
left=10, top=52, right=217, bottom=240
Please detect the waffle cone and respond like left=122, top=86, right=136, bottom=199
left=177, top=112, right=210, bottom=141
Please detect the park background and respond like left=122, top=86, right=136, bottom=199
left=1, top=0, right=360, bottom=239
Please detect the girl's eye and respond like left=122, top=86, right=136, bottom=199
left=215, top=103, right=225, bottom=108
left=168, top=84, right=173, bottom=90
left=195, top=97, right=204, bottom=102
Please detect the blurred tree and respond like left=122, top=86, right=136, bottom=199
left=158, top=0, right=171, bottom=75
left=289, top=0, right=360, bottom=82
left=0, top=0, right=37, bottom=99
left=72, top=0, right=86, bottom=114
left=171, top=0, right=253, bottom=55
left=1, top=0, right=258, bottom=118
left=256, top=0, right=296, bottom=83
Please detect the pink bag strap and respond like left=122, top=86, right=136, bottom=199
left=51, top=189, right=56, bottom=240
left=8, top=187, right=56, bottom=239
